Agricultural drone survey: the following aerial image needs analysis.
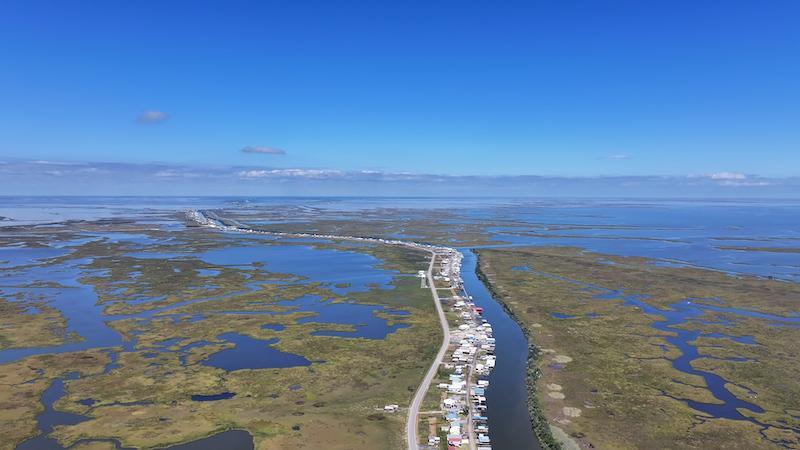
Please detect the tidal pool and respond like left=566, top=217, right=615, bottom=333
left=200, top=333, right=311, bottom=371
left=3, top=231, right=417, bottom=448
left=0, top=247, right=70, bottom=269
left=13, top=372, right=140, bottom=450
left=165, top=430, right=253, bottom=450
left=197, top=245, right=396, bottom=294
left=0, top=263, right=125, bottom=364
left=550, top=312, right=576, bottom=319
left=276, top=295, right=411, bottom=339
left=191, top=392, right=236, bottom=402
left=518, top=263, right=800, bottom=425
left=15, top=373, right=89, bottom=450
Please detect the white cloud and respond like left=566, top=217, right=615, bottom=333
left=3, top=158, right=794, bottom=195
left=154, top=170, right=182, bottom=177
left=709, top=172, right=747, bottom=180
left=237, top=168, right=342, bottom=178
left=602, top=154, right=632, bottom=160
left=237, top=170, right=270, bottom=178
left=241, top=146, right=286, bottom=155
left=136, top=110, right=169, bottom=124
left=718, top=179, right=772, bottom=187
left=688, top=172, right=772, bottom=187
left=31, top=160, right=87, bottom=166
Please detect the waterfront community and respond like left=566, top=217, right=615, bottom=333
left=190, top=210, right=503, bottom=449
left=195, top=200, right=800, bottom=449
left=1, top=198, right=799, bottom=450
left=4, top=1, right=800, bottom=448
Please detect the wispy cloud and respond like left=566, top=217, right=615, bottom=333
left=31, top=160, right=88, bottom=166
left=241, top=146, right=286, bottom=155
left=238, top=168, right=340, bottom=178
left=1, top=159, right=795, bottom=196
left=602, top=154, right=632, bottom=160
left=690, top=172, right=772, bottom=187
left=708, top=172, right=746, bottom=180
left=136, top=110, right=170, bottom=124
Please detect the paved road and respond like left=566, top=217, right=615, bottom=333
left=193, top=211, right=455, bottom=450
left=406, top=250, right=451, bottom=450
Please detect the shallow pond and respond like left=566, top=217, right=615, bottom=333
left=3, top=234, right=413, bottom=448
left=0, top=247, right=70, bottom=269
left=191, top=392, right=236, bottom=402
left=276, top=295, right=410, bottom=339
left=0, top=262, right=125, bottom=364
left=15, top=373, right=89, bottom=450
left=200, top=333, right=311, bottom=371
left=165, top=430, right=253, bottom=450
left=197, top=245, right=396, bottom=294
left=521, top=263, right=800, bottom=426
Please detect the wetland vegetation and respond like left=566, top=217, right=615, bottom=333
left=3, top=198, right=799, bottom=450
left=213, top=200, right=800, bottom=450
left=0, top=215, right=439, bottom=450
left=477, top=246, right=800, bottom=449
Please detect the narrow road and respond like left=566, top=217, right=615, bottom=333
left=406, top=250, right=451, bottom=450
left=189, top=211, right=454, bottom=450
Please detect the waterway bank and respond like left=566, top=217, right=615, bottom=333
left=475, top=245, right=800, bottom=449
left=470, top=250, right=558, bottom=450
left=191, top=210, right=543, bottom=449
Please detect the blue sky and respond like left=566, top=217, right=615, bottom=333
left=1, top=1, right=799, bottom=196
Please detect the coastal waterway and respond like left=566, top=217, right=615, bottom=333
left=460, top=249, right=541, bottom=450
left=5, top=198, right=799, bottom=449
left=193, top=211, right=543, bottom=449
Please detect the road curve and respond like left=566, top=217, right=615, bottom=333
left=406, top=250, right=451, bottom=450
left=187, top=211, right=453, bottom=450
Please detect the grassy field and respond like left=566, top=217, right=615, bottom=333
left=0, top=222, right=440, bottom=449
left=476, top=246, right=800, bottom=450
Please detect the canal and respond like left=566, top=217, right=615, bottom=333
left=460, top=249, right=541, bottom=450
